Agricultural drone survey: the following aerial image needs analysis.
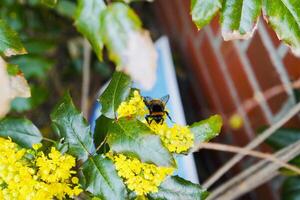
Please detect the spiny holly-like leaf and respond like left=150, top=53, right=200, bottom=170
left=281, top=177, right=300, bottom=200
left=75, top=0, right=106, bottom=60
left=190, top=115, right=222, bottom=144
left=99, top=71, right=132, bottom=119
left=263, top=0, right=300, bottom=56
left=0, top=118, right=42, bottom=148
left=0, top=20, right=27, bottom=57
left=221, top=0, right=262, bottom=40
left=100, top=2, right=142, bottom=66
left=51, top=93, right=95, bottom=161
left=148, top=176, right=209, bottom=200
left=81, top=155, right=127, bottom=200
left=107, top=118, right=175, bottom=167
left=191, top=0, right=222, bottom=29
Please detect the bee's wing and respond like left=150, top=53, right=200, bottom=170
left=160, top=95, right=170, bottom=105
left=143, top=96, right=153, bottom=105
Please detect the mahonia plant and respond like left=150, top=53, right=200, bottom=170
left=0, top=71, right=222, bottom=200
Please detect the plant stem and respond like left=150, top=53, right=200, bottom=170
left=42, top=137, right=57, bottom=143
left=81, top=39, right=91, bottom=118
left=93, top=135, right=108, bottom=155
left=194, top=142, right=300, bottom=175
left=203, top=101, right=300, bottom=189
left=207, top=140, right=300, bottom=200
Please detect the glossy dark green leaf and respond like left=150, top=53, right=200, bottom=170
left=51, top=93, right=95, bottom=161
left=221, top=0, right=261, bottom=40
left=190, top=115, right=222, bottom=144
left=0, top=118, right=42, bottom=148
left=99, top=71, right=132, bottom=119
left=101, top=2, right=141, bottom=65
left=148, top=176, right=209, bottom=200
left=10, top=55, right=53, bottom=79
left=263, top=0, right=300, bottom=56
left=81, top=155, right=127, bottom=200
left=281, top=177, right=300, bottom=200
left=265, top=128, right=300, bottom=150
left=94, top=115, right=112, bottom=153
left=107, top=118, right=175, bottom=167
left=75, top=0, right=106, bottom=60
left=0, top=19, right=27, bottom=57
left=191, top=0, right=222, bottom=29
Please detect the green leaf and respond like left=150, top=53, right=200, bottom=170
left=75, top=0, right=106, bottom=60
left=221, top=0, right=262, bottom=40
left=10, top=55, right=53, bottom=79
left=6, top=63, right=20, bottom=76
left=94, top=115, right=112, bottom=153
left=148, top=176, right=209, bottom=200
left=99, top=71, right=132, bottom=119
left=81, top=155, right=127, bottom=200
left=101, top=2, right=142, bottom=65
left=0, top=118, right=42, bottom=148
left=190, top=115, right=222, bottom=144
left=0, top=19, right=27, bottom=57
left=56, top=0, right=77, bottom=18
left=263, top=0, right=300, bottom=56
left=107, top=118, right=175, bottom=167
left=191, top=0, right=222, bottom=29
left=51, top=93, right=95, bottom=161
left=24, top=39, right=55, bottom=55
left=265, top=128, right=300, bottom=150
left=41, top=0, right=58, bottom=7
left=281, top=177, right=300, bottom=200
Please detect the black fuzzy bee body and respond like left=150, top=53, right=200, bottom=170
left=143, top=95, right=172, bottom=124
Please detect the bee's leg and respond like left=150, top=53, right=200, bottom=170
left=145, top=115, right=152, bottom=124
left=165, top=111, right=174, bottom=123
left=160, top=118, right=164, bottom=125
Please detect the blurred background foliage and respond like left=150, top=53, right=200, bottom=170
left=0, top=0, right=114, bottom=127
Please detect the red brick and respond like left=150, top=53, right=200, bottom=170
left=181, top=0, right=200, bottom=36
left=283, top=52, right=300, bottom=80
left=199, top=34, right=236, bottom=114
left=223, top=44, right=254, bottom=102
left=268, top=93, right=289, bottom=116
left=262, top=19, right=281, bottom=47
left=247, top=105, right=269, bottom=131
left=220, top=40, right=235, bottom=58
left=247, top=32, right=283, bottom=91
left=210, top=15, right=220, bottom=36
left=185, top=35, right=220, bottom=114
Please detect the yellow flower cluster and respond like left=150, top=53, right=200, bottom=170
left=0, top=137, right=82, bottom=200
left=108, top=153, right=174, bottom=196
left=117, top=90, right=148, bottom=118
left=149, top=123, right=194, bottom=154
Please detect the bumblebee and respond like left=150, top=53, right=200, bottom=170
left=143, top=95, right=173, bottom=124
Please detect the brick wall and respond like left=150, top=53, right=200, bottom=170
left=152, top=1, right=300, bottom=199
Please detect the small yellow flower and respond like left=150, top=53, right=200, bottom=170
left=32, top=143, right=42, bottom=150
left=117, top=90, right=148, bottom=118
left=0, top=137, right=82, bottom=200
left=148, top=123, right=194, bottom=153
left=109, top=153, right=174, bottom=196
